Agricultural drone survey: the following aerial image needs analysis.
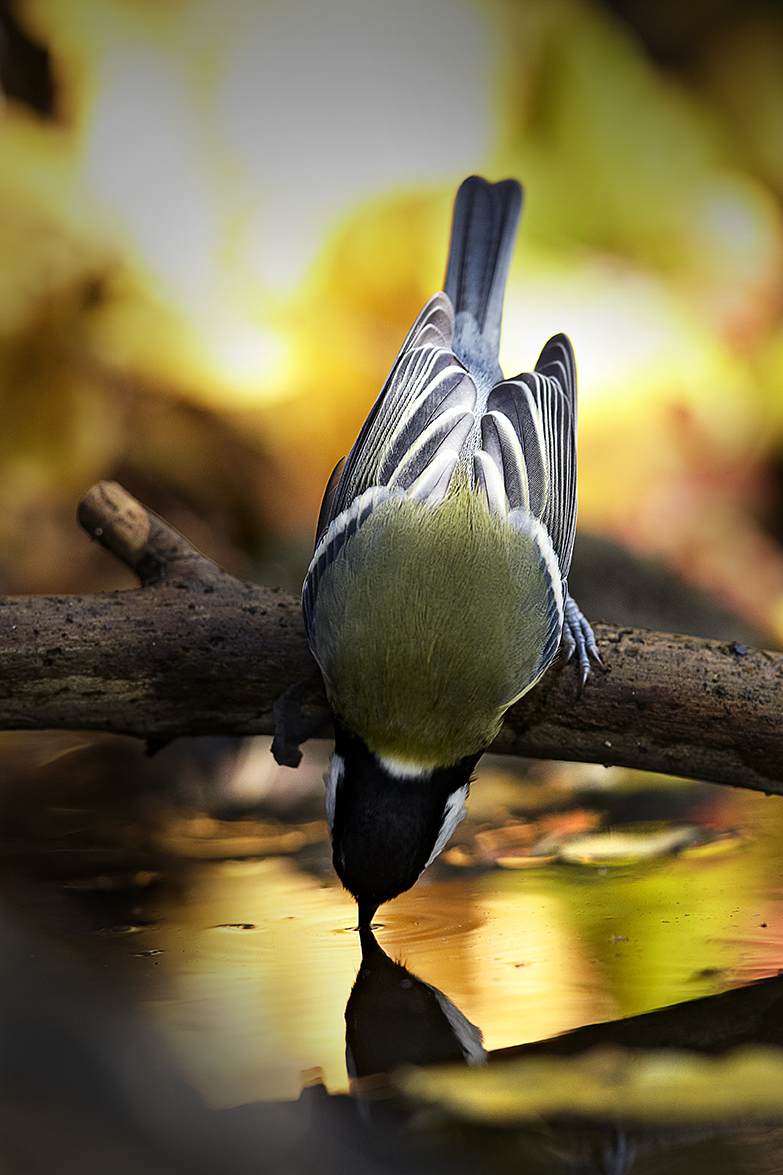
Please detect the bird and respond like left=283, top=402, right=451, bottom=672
left=302, top=175, right=599, bottom=925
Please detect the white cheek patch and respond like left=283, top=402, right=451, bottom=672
left=425, top=783, right=470, bottom=869
left=325, top=754, right=344, bottom=834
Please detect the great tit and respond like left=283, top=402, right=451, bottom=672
left=303, top=175, right=598, bottom=925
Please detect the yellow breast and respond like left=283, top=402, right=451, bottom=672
left=310, top=488, right=557, bottom=767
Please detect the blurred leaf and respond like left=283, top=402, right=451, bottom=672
left=397, top=1043, right=783, bottom=1124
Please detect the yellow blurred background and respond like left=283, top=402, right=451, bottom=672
left=2, top=0, right=783, bottom=640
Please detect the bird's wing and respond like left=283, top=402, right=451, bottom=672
left=303, top=484, right=398, bottom=637
left=476, top=332, right=577, bottom=577
left=304, top=292, right=476, bottom=637
left=320, top=292, right=476, bottom=538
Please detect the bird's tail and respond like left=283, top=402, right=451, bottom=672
left=444, top=175, right=523, bottom=365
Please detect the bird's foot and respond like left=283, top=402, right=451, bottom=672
left=271, top=674, right=331, bottom=767
left=562, top=596, right=602, bottom=686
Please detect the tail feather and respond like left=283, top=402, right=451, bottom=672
left=444, top=176, right=523, bottom=367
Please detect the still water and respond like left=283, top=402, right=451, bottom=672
left=40, top=737, right=783, bottom=1112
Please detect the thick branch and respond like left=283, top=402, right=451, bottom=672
left=503, top=629, right=781, bottom=794
left=0, top=482, right=781, bottom=796
left=0, top=482, right=320, bottom=739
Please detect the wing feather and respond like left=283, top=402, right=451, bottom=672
left=477, top=332, right=577, bottom=575
left=479, top=410, right=530, bottom=513
left=473, top=449, right=507, bottom=515
left=532, top=333, right=577, bottom=574
left=303, top=485, right=400, bottom=637
left=327, top=293, right=476, bottom=520
left=388, top=407, right=475, bottom=493
left=305, top=292, right=477, bottom=631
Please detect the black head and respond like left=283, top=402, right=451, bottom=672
left=326, top=722, right=480, bottom=925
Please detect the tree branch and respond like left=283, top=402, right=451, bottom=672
left=1, top=482, right=781, bottom=796
left=1, top=482, right=321, bottom=740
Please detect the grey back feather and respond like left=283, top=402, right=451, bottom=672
left=444, top=176, right=523, bottom=394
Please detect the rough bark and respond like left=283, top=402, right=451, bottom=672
left=0, top=482, right=781, bottom=795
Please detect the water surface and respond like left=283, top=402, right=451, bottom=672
left=52, top=763, right=783, bottom=1109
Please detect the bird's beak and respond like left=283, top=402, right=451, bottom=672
left=358, top=901, right=379, bottom=928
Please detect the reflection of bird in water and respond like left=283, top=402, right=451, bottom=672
left=345, top=925, right=486, bottom=1082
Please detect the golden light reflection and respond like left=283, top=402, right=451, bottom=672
left=144, top=857, right=359, bottom=1106
left=423, top=882, right=613, bottom=1052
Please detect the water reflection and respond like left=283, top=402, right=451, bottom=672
left=345, top=925, right=486, bottom=1083
left=136, top=857, right=359, bottom=1105
left=8, top=736, right=783, bottom=1172
left=40, top=773, right=783, bottom=1116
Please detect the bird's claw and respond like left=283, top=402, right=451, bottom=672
left=562, top=596, right=602, bottom=686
